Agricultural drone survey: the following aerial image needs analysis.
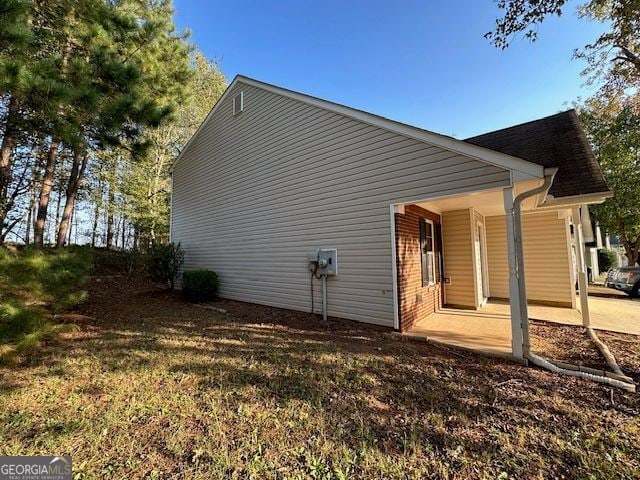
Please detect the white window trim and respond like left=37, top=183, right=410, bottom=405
left=423, top=218, right=436, bottom=287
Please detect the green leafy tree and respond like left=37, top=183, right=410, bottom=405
left=121, top=51, right=226, bottom=246
left=579, top=101, right=640, bottom=265
left=0, top=0, right=59, bottom=233
left=51, top=0, right=192, bottom=248
left=487, top=0, right=640, bottom=97
left=83, top=0, right=195, bottom=249
left=1, top=0, right=192, bottom=247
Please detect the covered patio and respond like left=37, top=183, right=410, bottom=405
left=393, top=180, right=590, bottom=359
left=389, top=110, right=637, bottom=389
left=391, top=110, right=615, bottom=364
left=401, top=304, right=514, bottom=358
left=402, top=298, right=640, bottom=359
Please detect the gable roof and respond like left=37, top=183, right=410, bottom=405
left=465, top=110, right=610, bottom=199
left=173, top=75, right=544, bottom=181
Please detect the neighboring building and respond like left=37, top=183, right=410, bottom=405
left=170, top=76, right=611, bottom=360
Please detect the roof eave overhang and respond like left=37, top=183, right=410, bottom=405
left=539, top=191, right=614, bottom=209
left=173, top=75, right=545, bottom=180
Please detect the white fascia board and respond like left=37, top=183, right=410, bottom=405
left=540, top=191, right=613, bottom=208
left=236, top=76, right=544, bottom=180
left=174, top=75, right=545, bottom=180
left=171, top=77, right=237, bottom=171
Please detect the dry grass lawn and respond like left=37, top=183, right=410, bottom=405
left=1, top=275, right=639, bottom=479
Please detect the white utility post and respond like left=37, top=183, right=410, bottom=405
left=503, top=187, right=523, bottom=359
left=572, top=206, right=591, bottom=327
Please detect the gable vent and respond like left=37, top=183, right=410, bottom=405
left=233, top=91, right=244, bottom=115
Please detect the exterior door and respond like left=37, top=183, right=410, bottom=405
left=475, top=223, right=489, bottom=306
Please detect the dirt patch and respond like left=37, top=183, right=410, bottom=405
left=531, top=321, right=609, bottom=369
left=530, top=319, right=640, bottom=383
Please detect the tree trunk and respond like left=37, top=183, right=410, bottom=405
left=57, top=150, right=88, bottom=248
left=106, top=177, right=115, bottom=249
left=33, top=141, right=59, bottom=246
left=25, top=178, right=36, bottom=244
left=121, top=215, right=126, bottom=249
left=67, top=206, right=74, bottom=245
left=105, top=156, right=119, bottom=249
left=106, top=207, right=113, bottom=247
left=53, top=189, right=62, bottom=244
left=91, top=184, right=101, bottom=248
left=618, top=223, right=640, bottom=266
left=133, top=227, right=139, bottom=251
left=0, top=96, right=19, bottom=230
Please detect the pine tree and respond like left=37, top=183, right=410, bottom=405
left=1, top=0, right=196, bottom=247
left=54, top=0, right=192, bottom=248
left=121, top=51, right=226, bottom=247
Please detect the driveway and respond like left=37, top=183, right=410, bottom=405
left=527, top=297, right=640, bottom=336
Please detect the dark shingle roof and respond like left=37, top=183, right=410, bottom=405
left=465, top=110, right=609, bottom=199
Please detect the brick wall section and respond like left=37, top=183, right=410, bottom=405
left=395, top=205, right=443, bottom=332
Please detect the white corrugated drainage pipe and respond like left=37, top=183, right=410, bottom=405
left=528, top=352, right=636, bottom=392
left=586, top=326, right=627, bottom=378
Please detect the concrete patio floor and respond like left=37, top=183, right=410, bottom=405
left=404, top=307, right=513, bottom=358
left=404, top=296, right=640, bottom=358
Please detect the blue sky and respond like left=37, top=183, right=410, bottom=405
left=173, top=0, right=607, bottom=138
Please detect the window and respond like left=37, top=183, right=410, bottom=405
left=419, top=218, right=436, bottom=286
left=233, top=91, right=244, bottom=115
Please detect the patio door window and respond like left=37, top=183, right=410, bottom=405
left=420, top=218, right=436, bottom=286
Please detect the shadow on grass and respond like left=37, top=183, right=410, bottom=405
left=2, top=275, right=639, bottom=478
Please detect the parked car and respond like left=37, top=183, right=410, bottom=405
left=606, top=266, right=640, bottom=297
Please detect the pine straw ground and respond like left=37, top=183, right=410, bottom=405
left=1, top=276, right=639, bottom=479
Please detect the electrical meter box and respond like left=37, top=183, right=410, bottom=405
left=308, top=248, right=338, bottom=276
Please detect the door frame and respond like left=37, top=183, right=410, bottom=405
left=475, top=220, right=490, bottom=305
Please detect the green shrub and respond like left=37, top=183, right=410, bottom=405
left=0, top=246, right=91, bottom=312
left=146, top=242, right=184, bottom=290
left=598, top=249, right=617, bottom=272
left=0, top=301, right=45, bottom=342
left=0, top=246, right=91, bottom=362
left=182, top=269, right=218, bottom=302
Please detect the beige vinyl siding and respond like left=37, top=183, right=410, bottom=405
left=442, top=209, right=477, bottom=308
left=485, top=216, right=509, bottom=299
left=485, top=211, right=575, bottom=306
left=171, top=82, right=511, bottom=326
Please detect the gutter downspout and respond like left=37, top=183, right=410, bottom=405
left=510, top=168, right=635, bottom=391
left=512, top=168, right=558, bottom=357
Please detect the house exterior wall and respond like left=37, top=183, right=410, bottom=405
left=395, top=205, right=442, bottom=332
left=441, top=209, right=478, bottom=308
left=171, top=81, right=512, bottom=327
left=485, top=211, right=575, bottom=307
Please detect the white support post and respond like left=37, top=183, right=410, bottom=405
left=572, top=206, right=591, bottom=327
left=503, top=187, right=523, bottom=359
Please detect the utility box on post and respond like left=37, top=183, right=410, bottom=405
left=308, top=248, right=338, bottom=276
left=317, top=248, right=338, bottom=276
left=307, top=248, right=338, bottom=322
